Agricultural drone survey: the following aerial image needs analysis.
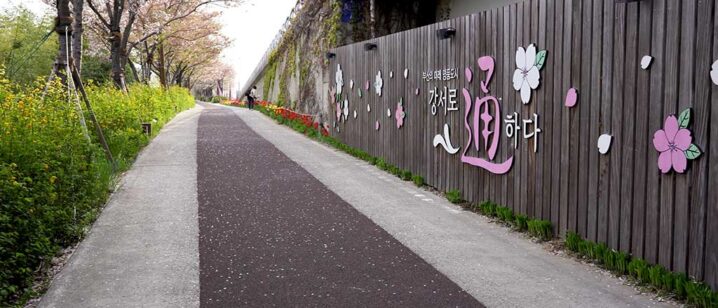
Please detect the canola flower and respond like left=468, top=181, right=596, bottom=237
left=0, top=71, right=195, bottom=305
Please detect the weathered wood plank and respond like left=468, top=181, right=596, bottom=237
left=559, top=0, right=572, bottom=235
left=631, top=0, right=653, bottom=259
left=608, top=2, right=626, bottom=251
left=527, top=0, right=538, bottom=219
left=535, top=0, right=547, bottom=220
left=504, top=6, right=515, bottom=206
left=586, top=0, right=602, bottom=243
left=576, top=0, right=592, bottom=237
left=551, top=0, right=564, bottom=227
left=568, top=0, right=582, bottom=233
left=659, top=0, right=681, bottom=270
left=644, top=0, right=666, bottom=265
left=619, top=1, right=638, bottom=254
left=706, top=0, right=718, bottom=289
left=597, top=0, right=614, bottom=245
left=687, top=0, right=713, bottom=281
left=672, top=0, right=697, bottom=274
left=541, top=0, right=555, bottom=221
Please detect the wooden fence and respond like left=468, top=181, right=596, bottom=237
left=328, top=0, right=718, bottom=289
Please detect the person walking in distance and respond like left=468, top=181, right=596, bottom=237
left=244, top=89, right=253, bottom=110
left=247, top=86, right=258, bottom=110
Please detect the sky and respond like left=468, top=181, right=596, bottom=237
left=0, top=0, right=297, bottom=95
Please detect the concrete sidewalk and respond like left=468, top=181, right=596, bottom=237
left=39, top=106, right=203, bottom=308
left=223, top=105, right=671, bottom=308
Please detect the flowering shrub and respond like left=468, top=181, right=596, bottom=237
left=257, top=102, right=329, bottom=137
left=0, top=73, right=194, bottom=305
left=220, top=99, right=246, bottom=107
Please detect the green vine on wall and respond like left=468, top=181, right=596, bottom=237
left=263, top=60, right=278, bottom=99
left=326, top=0, right=342, bottom=49
left=261, top=0, right=342, bottom=108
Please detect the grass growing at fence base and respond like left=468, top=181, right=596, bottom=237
left=513, top=214, right=528, bottom=232
left=445, top=189, right=463, bottom=204
left=474, top=201, right=553, bottom=242
left=527, top=220, right=553, bottom=241
left=401, top=170, right=412, bottom=181
left=495, top=206, right=514, bottom=223
left=412, top=175, right=424, bottom=187
left=564, top=231, right=718, bottom=307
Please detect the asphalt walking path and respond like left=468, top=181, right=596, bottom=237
left=39, top=102, right=671, bottom=307
left=197, top=103, right=478, bottom=307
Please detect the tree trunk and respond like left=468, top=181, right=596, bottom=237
left=127, top=57, right=141, bottom=83
left=71, top=0, right=84, bottom=74
left=54, top=0, right=73, bottom=85
left=110, top=31, right=126, bottom=90
left=142, top=42, right=154, bottom=83
left=157, top=41, right=167, bottom=87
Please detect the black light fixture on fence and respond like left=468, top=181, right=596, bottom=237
left=326, top=52, right=336, bottom=59
left=437, top=27, right=456, bottom=40
left=364, top=43, right=378, bottom=51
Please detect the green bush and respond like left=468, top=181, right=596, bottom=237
left=673, top=273, right=689, bottom=299
left=659, top=270, right=675, bottom=292
left=479, top=201, right=497, bottom=217
left=412, top=175, right=424, bottom=187
left=648, top=265, right=667, bottom=289
left=513, top=214, right=528, bottom=231
left=565, top=231, right=581, bottom=252
left=388, top=165, right=401, bottom=176
left=210, top=95, right=226, bottom=104
left=597, top=249, right=628, bottom=275
left=0, top=77, right=194, bottom=305
left=445, top=189, right=463, bottom=204
left=614, top=251, right=630, bottom=275
left=590, top=242, right=608, bottom=261
left=376, top=159, right=387, bottom=170
left=628, top=258, right=650, bottom=284
left=496, top=206, right=514, bottom=223
left=401, top=170, right=412, bottom=181
left=685, top=281, right=716, bottom=307
left=527, top=219, right=553, bottom=241
left=578, top=239, right=594, bottom=257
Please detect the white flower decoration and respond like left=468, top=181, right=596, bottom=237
left=711, top=59, right=718, bottom=86
left=335, top=64, right=344, bottom=95
left=512, top=44, right=546, bottom=104
left=374, top=71, right=384, bottom=96
left=342, top=99, right=349, bottom=120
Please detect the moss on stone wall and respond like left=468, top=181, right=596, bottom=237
left=263, top=60, right=278, bottom=99
left=259, top=0, right=343, bottom=112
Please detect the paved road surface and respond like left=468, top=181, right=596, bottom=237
left=197, top=105, right=479, bottom=307
left=39, top=103, right=671, bottom=308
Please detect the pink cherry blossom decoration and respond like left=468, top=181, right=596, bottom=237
left=565, top=88, right=578, bottom=108
left=653, top=115, right=692, bottom=174
left=465, top=67, right=473, bottom=83
left=375, top=121, right=380, bottom=130
left=395, top=99, right=406, bottom=128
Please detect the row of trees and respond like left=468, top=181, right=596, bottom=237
left=48, top=0, right=238, bottom=91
